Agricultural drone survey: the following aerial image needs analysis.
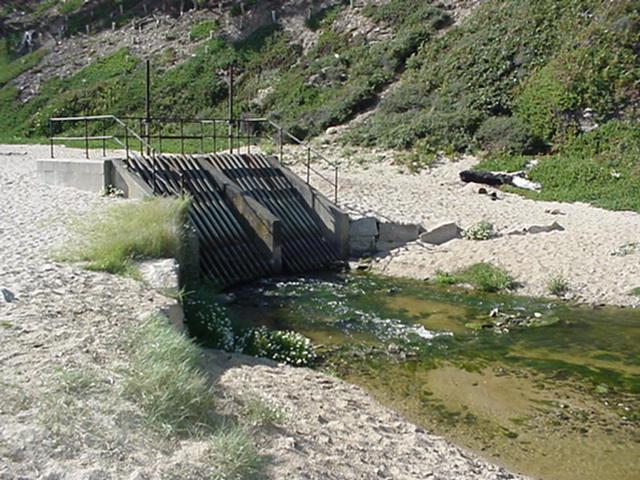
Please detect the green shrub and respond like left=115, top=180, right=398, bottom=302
left=527, top=121, right=640, bottom=212
left=631, top=287, right=640, bottom=298
left=184, top=288, right=235, bottom=351
left=352, top=0, right=639, bottom=156
left=238, top=327, right=316, bottom=366
left=435, top=263, right=517, bottom=293
left=547, top=274, right=570, bottom=297
left=433, top=269, right=458, bottom=286
left=463, top=221, right=495, bottom=241
left=61, top=196, right=189, bottom=275
left=125, top=314, right=218, bottom=435
left=475, top=116, right=540, bottom=154
left=189, top=19, right=219, bottom=42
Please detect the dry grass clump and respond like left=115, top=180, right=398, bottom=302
left=61, top=196, right=189, bottom=274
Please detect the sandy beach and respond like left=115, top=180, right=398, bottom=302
left=0, top=144, right=526, bottom=478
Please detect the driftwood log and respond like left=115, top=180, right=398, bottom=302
left=459, top=170, right=541, bottom=191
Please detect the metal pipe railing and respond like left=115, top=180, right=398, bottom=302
left=48, top=114, right=339, bottom=202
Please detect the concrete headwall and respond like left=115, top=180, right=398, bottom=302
left=264, top=156, right=350, bottom=260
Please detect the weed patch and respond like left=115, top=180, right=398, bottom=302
left=434, top=263, right=517, bottom=293
left=547, top=274, right=570, bottom=297
left=60, top=196, right=189, bottom=275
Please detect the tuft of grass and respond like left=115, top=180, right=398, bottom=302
left=433, top=269, right=458, bottom=286
left=630, top=287, right=640, bottom=298
left=54, top=366, right=101, bottom=395
left=61, top=196, right=189, bottom=275
left=547, top=274, right=570, bottom=297
left=435, top=263, right=517, bottom=293
left=206, top=425, right=264, bottom=479
left=124, top=314, right=218, bottom=436
left=242, top=397, right=286, bottom=428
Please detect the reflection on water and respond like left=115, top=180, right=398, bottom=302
left=225, top=273, right=640, bottom=480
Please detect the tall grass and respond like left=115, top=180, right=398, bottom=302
left=124, top=314, right=218, bottom=435
left=124, top=314, right=266, bottom=477
left=62, top=196, right=189, bottom=274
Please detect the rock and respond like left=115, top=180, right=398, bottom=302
left=419, top=222, right=462, bottom=245
left=137, top=258, right=180, bottom=295
left=349, top=217, right=378, bottom=237
left=378, top=223, right=421, bottom=243
left=350, top=235, right=377, bottom=256
left=507, top=222, right=564, bottom=236
left=489, top=308, right=499, bottom=317
left=1, top=288, right=16, bottom=303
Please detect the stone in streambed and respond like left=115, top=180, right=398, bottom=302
left=419, top=222, right=462, bottom=245
left=507, top=222, right=564, bottom=236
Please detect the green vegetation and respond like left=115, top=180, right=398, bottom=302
left=0, top=46, right=46, bottom=88
left=547, top=274, right=570, bottom=297
left=125, top=314, right=219, bottom=434
left=125, top=314, right=265, bottom=476
left=242, top=397, right=286, bottom=428
left=61, top=196, right=189, bottom=275
left=463, top=221, right=495, bottom=241
left=239, top=327, right=317, bottom=366
left=476, top=121, right=640, bottom=212
left=189, top=19, right=220, bottom=41
left=631, top=287, right=640, bottom=298
left=351, top=0, right=639, bottom=152
left=434, top=263, right=517, bottom=293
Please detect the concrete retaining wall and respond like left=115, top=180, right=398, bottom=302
left=37, top=158, right=109, bottom=193
left=265, top=156, right=350, bottom=260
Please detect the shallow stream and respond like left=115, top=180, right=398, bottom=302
left=225, top=273, right=639, bottom=480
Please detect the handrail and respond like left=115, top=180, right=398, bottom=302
left=48, top=114, right=340, bottom=202
left=50, top=114, right=156, bottom=159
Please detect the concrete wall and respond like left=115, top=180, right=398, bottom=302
left=108, top=159, right=153, bottom=199
left=201, top=160, right=283, bottom=274
left=263, top=155, right=351, bottom=259
left=37, top=157, right=109, bottom=193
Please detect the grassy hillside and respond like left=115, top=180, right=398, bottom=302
left=0, top=0, right=638, bottom=211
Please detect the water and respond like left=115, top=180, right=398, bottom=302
left=224, top=273, right=640, bottom=480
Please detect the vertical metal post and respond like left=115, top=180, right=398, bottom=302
left=279, top=126, right=283, bottom=164
left=228, top=63, right=234, bottom=153
left=200, top=121, right=204, bottom=152
left=306, top=147, right=311, bottom=183
left=125, top=124, right=129, bottom=159
left=152, top=154, right=158, bottom=194
left=213, top=120, right=217, bottom=152
left=158, top=120, right=163, bottom=152
left=102, top=119, right=106, bottom=156
left=138, top=118, right=143, bottom=155
left=334, top=165, right=338, bottom=203
left=247, top=121, right=251, bottom=154
left=145, top=59, right=151, bottom=154
left=49, top=120, right=54, bottom=158
left=180, top=120, right=185, bottom=154
left=84, top=118, right=89, bottom=159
